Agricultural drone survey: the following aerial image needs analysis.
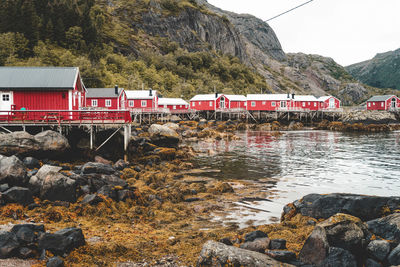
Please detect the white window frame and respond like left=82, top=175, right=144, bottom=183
left=381, top=102, right=384, bottom=107
left=92, top=99, right=98, bottom=107
left=314, top=102, right=317, bottom=107
left=105, top=99, right=112, bottom=107
left=2, top=94, right=10, bottom=101
left=251, top=101, right=256, bottom=107
left=209, top=101, right=213, bottom=107
left=173, top=105, right=176, bottom=110
left=271, top=101, right=276, bottom=107
left=281, top=101, right=286, bottom=108
left=373, top=102, right=375, bottom=106
left=141, top=100, right=147, bottom=107
left=302, top=102, right=306, bottom=107
left=262, top=101, right=266, bottom=105
left=129, top=100, right=134, bottom=107
left=368, top=102, right=371, bottom=107
left=192, top=102, right=195, bottom=106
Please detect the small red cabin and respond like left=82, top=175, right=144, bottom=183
left=158, top=98, right=189, bottom=111
left=318, top=96, right=341, bottom=110
left=293, top=95, right=320, bottom=111
left=224, top=95, right=246, bottom=109
left=190, top=93, right=245, bottom=111
left=366, top=95, right=400, bottom=111
left=246, top=94, right=295, bottom=111
left=86, top=87, right=126, bottom=110
left=125, top=90, right=158, bottom=111
left=0, top=67, right=86, bottom=112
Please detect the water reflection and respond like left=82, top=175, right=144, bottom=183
left=190, top=130, right=400, bottom=224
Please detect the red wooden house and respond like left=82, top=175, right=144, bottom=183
left=224, top=95, right=246, bottom=109
left=190, top=93, right=246, bottom=111
left=293, top=95, right=320, bottom=111
left=125, top=90, right=158, bottom=111
left=158, top=98, right=189, bottom=111
left=366, top=95, right=400, bottom=110
left=246, top=94, right=295, bottom=111
left=318, top=96, right=341, bottom=110
left=0, top=67, right=86, bottom=112
left=86, top=86, right=126, bottom=110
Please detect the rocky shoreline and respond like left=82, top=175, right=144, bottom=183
left=0, top=118, right=398, bottom=266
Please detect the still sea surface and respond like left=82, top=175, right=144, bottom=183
left=190, top=130, right=400, bottom=226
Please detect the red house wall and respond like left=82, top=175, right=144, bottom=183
left=86, top=97, right=119, bottom=109
left=246, top=100, right=293, bottom=111
left=190, top=100, right=215, bottom=111
left=127, top=97, right=158, bottom=110
left=158, top=104, right=189, bottom=110
left=321, top=97, right=340, bottom=109
left=229, top=101, right=246, bottom=109
left=13, top=90, right=69, bottom=110
left=367, top=97, right=400, bottom=110
left=294, top=101, right=320, bottom=111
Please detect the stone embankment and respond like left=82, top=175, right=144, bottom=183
left=198, top=193, right=400, bottom=266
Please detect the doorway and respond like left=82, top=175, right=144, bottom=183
left=220, top=96, right=225, bottom=109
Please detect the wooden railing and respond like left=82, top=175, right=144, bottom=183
left=0, top=110, right=132, bottom=125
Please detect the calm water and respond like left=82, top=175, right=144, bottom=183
left=190, top=130, right=400, bottom=225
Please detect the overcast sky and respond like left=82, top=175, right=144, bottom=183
left=208, top=0, right=400, bottom=66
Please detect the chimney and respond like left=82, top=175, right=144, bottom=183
left=292, top=93, right=295, bottom=99
left=287, top=93, right=290, bottom=99
left=215, top=92, right=218, bottom=98
left=149, top=89, right=153, bottom=96
left=115, top=85, right=118, bottom=95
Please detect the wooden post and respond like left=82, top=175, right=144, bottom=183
left=124, top=125, right=129, bottom=161
left=90, top=125, right=93, bottom=150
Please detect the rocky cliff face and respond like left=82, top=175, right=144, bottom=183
left=346, top=48, right=400, bottom=90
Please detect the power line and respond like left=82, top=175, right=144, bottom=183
left=266, top=0, right=314, bottom=22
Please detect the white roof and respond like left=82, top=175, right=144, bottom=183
left=158, top=98, right=188, bottom=105
left=190, top=94, right=217, bottom=101
left=125, top=90, right=157, bottom=99
left=246, top=94, right=293, bottom=101
left=318, top=96, right=333, bottom=102
left=225, top=95, right=246, bottom=101
left=293, top=95, right=319, bottom=102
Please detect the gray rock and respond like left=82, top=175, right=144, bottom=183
left=97, top=185, right=118, bottom=200
left=367, top=213, right=400, bottom=243
left=18, top=247, right=35, bottom=259
left=240, top=237, right=270, bottom=253
left=264, top=250, right=296, bottom=263
left=388, top=243, right=400, bottom=265
left=80, top=194, right=103, bottom=205
left=218, top=238, right=233, bottom=246
left=117, top=190, right=135, bottom=202
left=148, top=124, right=180, bottom=147
left=283, top=193, right=400, bottom=221
left=270, top=239, right=287, bottom=250
left=163, top=122, right=180, bottom=131
left=197, top=240, right=294, bottom=266
left=34, top=130, right=70, bottom=152
left=81, top=162, right=115, bottom=175
left=0, top=184, right=9, bottom=192
left=38, top=227, right=85, bottom=256
left=29, top=164, right=63, bottom=195
left=244, top=230, right=268, bottom=242
left=0, top=131, right=40, bottom=156
left=113, top=159, right=129, bottom=171
left=365, top=258, right=381, bottom=267
left=47, top=256, right=64, bottom=267
left=99, top=174, right=127, bottom=187
left=40, top=172, right=76, bottom=202
left=11, top=224, right=44, bottom=245
left=0, top=155, right=28, bottom=186
left=23, top=157, right=41, bottom=169
left=321, top=247, right=357, bottom=267
left=2, top=187, right=34, bottom=205
left=366, top=240, right=390, bottom=261
left=0, top=231, right=19, bottom=258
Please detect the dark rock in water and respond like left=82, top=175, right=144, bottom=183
left=270, top=239, right=287, bottom=250
left=365, top=258, right=381, bottom=267
left=81, top=162, right=115, bottom=175
left=97, top=185, right=118, bottom=200
left=113, top=159, right=129, bottom=171
left=47, top=256, right=64, bottom=267
left=0, top=183, right=9, bottom=192
left=2, top=187, right=34, bottom=205
left=240, top=237, right=270, bottom=253
left=23, top=157, right=41, bottom=169
left=0, top=231, right=19, bottom=258
left=321, top=247, right=357, bottom=267
left=80, top=194, right=103, bottom=205
left=244, top=230, right=268, bottom=242
left=388, top=243, right=400, bottom=265
left=366, top=240, right=390, bottom=261
left=367, top=213, right=400, bottom=243
left=264, top=250, right=296, bottom=263
left=282, top=193, right=400, bottom=221
left=38, top=227, right=85, bottom=256
left=0, top=155, right=28, bottom=186
left=197, top=240, right=294, bottom=266
left=18, top=247, right=35, bottom=259
left=299, top=213, right=370, bottom=266
left=10, top=224, right=44, bottom=245
left=40, top=173, right=76, bottom=202
left=218, top=238, right=233, bottom=246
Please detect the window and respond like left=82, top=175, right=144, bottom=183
left=105, top=99, right=112, bottom=107
left=209, top=101, right=213, bottom=107
left=262, top=101, right=266, bottom=105
left=141, top=100, right=147, bottom=107
left=368, top=103, right=371, bottom=107
left=164, top=105, right=167, bottom=108
left=381, top=102, right=384, bottom=107
left=2, top=94, right=10, bottom=101
left=373, top=102, right=375, bottom=106
left=173, top=105, right=176, bottom=110
left=251, top=101, right=256, bottom=107
left=308, top=102, right=310, bottom=105
left=91, top=99, right=98, bottom=107
left=281, top=101, right=286, bottom=108
left=302, top=102, right=305, bottom=107
left=244, top=102, right=247, bottom=107
left=271, top=102, right=276, bottom=107
left=192, top=102, right=195, bottom=106
left=129, top=100, right=134, bottom=107
left=314, top=102, right=317, bottom=107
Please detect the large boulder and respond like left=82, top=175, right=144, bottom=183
left=22, top=157, right=41, bottom=169
left=38, top=227, right=85, bottom=256
left=321, top=247, right=357, bottom=267
left=81, top=162, right=115, bottom=175
left=367, top=213, right=400, bottom=243
left=29, top=165, right=62, bottom=195
left=0, top=155, right=28, bottom=186
left=197, top=240, right=294, bottom=266
left=2, top=187, right=34, bottom=205
left=148, top=124, right=180, bottom=147
left=366, top=240, right=390, bottom=262
left=299, top=213, right=370, bottom=266
left=10, top=224, right=44, bottom=245
left=40, top=172, right=76, bottom=202
left=0, top=231, right=19, bottom=258
left=388, top=243, right=400, bottom=265
left=240, top=237, right=270, bottom=253
left=33, top=131, right=70, bottom=152
left=0, top=132, right=40, bottom=156
left=282, top=193, right=400, bottom=221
